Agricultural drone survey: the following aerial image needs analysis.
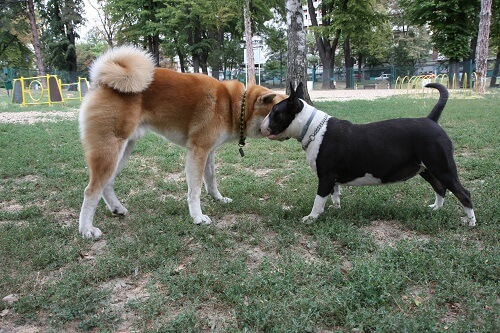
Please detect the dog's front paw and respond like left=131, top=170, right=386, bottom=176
left=80, top=226, right=103, bottom=239
left=302, top=215, right=318, bottom=225
left=112, top=206, right=128, bottom=216
left=193, top=214, right=212, bottom=225
left=219, top=197, right=232, bottom=204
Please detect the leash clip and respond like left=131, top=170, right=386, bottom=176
left=238, top=142, right=245, bottom=157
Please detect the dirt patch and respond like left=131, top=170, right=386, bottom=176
left=79, top=239, right=108, bottom=261
left=0, top=201, right=23, bottom=213
left=0, top=111, right=77, bottom=124
left=243, top=167, right=274, bottom=178
left=100, top=276, right=150, bottom=332
left=217, top=213, right=280, bottom=270
left=363, top=220, right=430, bottom=247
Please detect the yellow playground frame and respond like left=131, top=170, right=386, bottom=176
left=11, top=74, right=89, bottom=106
left=395, top=72, right=479, bottom=97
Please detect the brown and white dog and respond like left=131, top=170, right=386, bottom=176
left=78, top=45, right=286, bottom=239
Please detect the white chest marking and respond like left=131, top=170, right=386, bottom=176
left=305, top=126, right=327, bottom=172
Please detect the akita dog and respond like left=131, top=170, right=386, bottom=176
left=78, top=45, right=286, bottom=239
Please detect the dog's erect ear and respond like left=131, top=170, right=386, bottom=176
left=258, top=93, right=276, bottom=104
left=288, top=82, right=295, bottom=98
left=296, top=82, right=305, bottom=100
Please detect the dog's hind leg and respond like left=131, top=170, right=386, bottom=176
left=423, top=159, right=476, bottom=226
left=102, top=139, right=136, bottom=216
left=420, top=170, right=446, bottom=210
left=331, top=184, right=341, bottom=208
left=79, top=139, right=126, bottom=239
left=203, top=150, right=232, bottom=204
left=186, top=147, right=212, bottom=225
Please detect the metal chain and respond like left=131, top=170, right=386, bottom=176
left=302, top=115, right=329, bottom=150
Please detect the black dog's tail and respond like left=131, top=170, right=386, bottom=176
left=425, top=83, right=449, bottom=123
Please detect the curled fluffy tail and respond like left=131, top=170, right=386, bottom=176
left=425, top=83, right=449, bottom=123
left=90, top=45, right=155, bottom=93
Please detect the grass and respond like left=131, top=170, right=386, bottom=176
left=0, top=91, right=499, bottom=332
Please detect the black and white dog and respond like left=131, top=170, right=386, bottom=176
left=260, top=83, right=476, bottom=226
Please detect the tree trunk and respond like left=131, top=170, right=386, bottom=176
left=244, top=0, right=256, bottom=86
left=148, top=34, right=160, bottom=67
left=285, top=0, right=311, bottom=104
left=357, top=52, right=363, bottom=82
left=475, top=0, right=493, bottom=93
left=307, top=0, right=339, bottom=89
left=344, top=36, right=355, bottom=89
left=27, top=0, right=45, bottom=75
left=210, top=29, right=224, bottom=79
left=490, top=50, right=499, bottom=87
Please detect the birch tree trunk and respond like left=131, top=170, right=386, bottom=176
left=286, top=0, right=311, bottom=104
left=244, top=0, right=256, bottom=86
left=475, top=0, right=492, bottom=93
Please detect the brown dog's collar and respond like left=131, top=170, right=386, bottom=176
left=238, top=90, right=247, bottom=157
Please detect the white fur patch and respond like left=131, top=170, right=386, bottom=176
left=343, top=173, right=382, bottom=186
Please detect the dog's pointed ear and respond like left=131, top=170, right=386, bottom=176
left=288, top=82, right=295, bottom=98
left=258, top=93, right=276, bottom=104
left=296, top=82, right=305, bottom=100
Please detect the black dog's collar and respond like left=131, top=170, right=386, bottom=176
left=302, top=114, right=329, bottom=150
left=297, top=108, right=318, bottom=142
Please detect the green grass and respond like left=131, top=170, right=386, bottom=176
left=0, top=92, right=498, bottom=332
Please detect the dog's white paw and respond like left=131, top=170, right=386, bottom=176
left=80, top=226, right=103, bottom=239
left=219, top=197, right=233, bottom=204
left=428, top=203, right=442, bottom=210
left=112, top=206, right=129, bottom=216
left=302, top=215, right=318, bottom=225
left=193, top=214, right=212, bottom=225
left=461, top=216, right=476, bottom=227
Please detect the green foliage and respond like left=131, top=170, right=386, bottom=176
left=40, top=0, right=85, bottom=72
left=0, top=1, right=34, bottom=68
left=399, top=0, right=481, bottom=61
left=391, top=26, right=432, bottom=68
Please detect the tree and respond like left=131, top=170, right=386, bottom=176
left=307, top=0, right=342, bottom=89
left=286, top=0, right=312, bottom=103
left=391, top=26, right=431, bottom=69
left=106, top=0, right=163, bottom=65
left=337, top=0, right=389, bottom=88
left=27, top=0, right=44, bottom=75
left=87, top=0, right=118, bottom=46
left=400, top=0, right=480, bottom=85
left=475, top=0, right=492, bottom=93
left=244, top=0, right=256, bottom=85
left=489, top=0, right=499, bottom=87
left=0, top=0, right=40, bottom=71
left=264, top=16, right=287, bottom=86
left=41, top=0, right=84, bottom=80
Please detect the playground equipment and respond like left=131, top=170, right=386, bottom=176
left=11, top=74, right=89, bottom=106
left=395, top=72, right=479, bottom=97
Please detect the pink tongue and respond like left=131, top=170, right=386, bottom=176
left=267, top=134, right=278, bottom=140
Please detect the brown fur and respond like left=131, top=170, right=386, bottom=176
left=78, top=45, right=286, bottom=238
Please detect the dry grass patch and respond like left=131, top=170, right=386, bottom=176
left=363, top=220, right=430, bottom=247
